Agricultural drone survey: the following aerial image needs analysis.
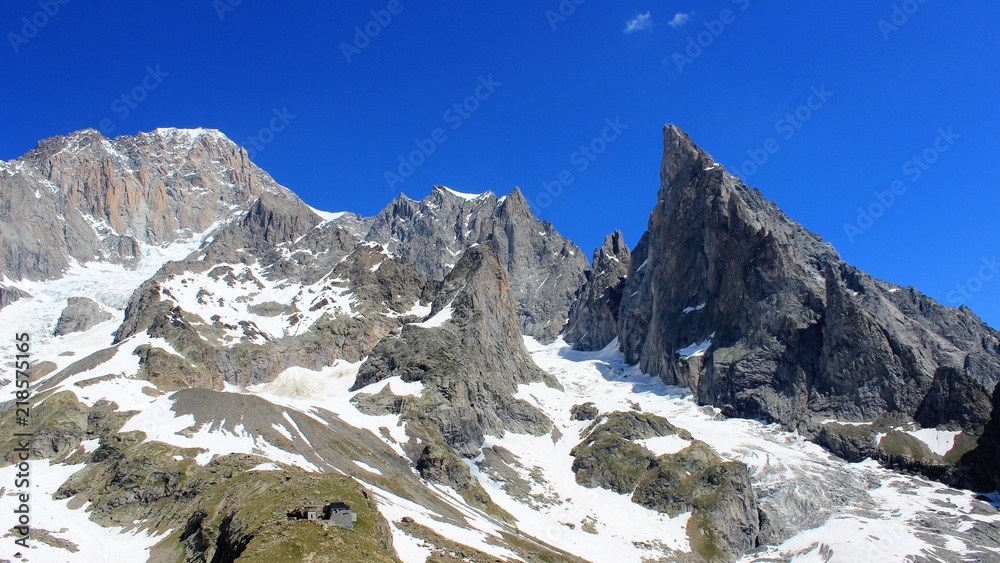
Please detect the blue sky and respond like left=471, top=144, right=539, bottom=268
left=2, top=1, right=998, bottom=328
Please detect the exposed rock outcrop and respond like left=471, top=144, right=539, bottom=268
left=0, top=283, right=30, bottom=309
left=564, top=230, right=631, bottom=350
left=0, top=392, right=136, bottom=466
left=633, top=441, right=763, bottom=561
left=616, top=125, right=1000, bottom=443
left=815, top=420, right=981, bottom=483
left=353, top=244, right=557, bottom=514
left=954, top=383, right=1000, bottom=492
left=355, top=243, right=556, bottom=456
left=815, top=422, right=882, bottom=464
left=200, top=193, right=322, bottom=266
left=354, top=185, right=588, bottom=342
left=105, top=188, right=431, bottom=393
left=113, top=250, right=425, bottom=391
left=570, top=411, right=762, bottom=561
left=0, top=391, right=86, bottom=463
left=571, top=411, right=690, bottom=494
left=54, top=447, right=397, bottom=563
left=569, top=402, right=599, bottom=421
left=53, top=296, right=113, bottom=336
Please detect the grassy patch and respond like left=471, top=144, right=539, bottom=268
left=188, top=470, right=396, bottom=562
left=687, top=511, right=725, bottom=562
left=877, top=430, right=934, bottom=463
left=943, top=432, right=980, bottom=464
left=821, top=422, right=878, bottom=440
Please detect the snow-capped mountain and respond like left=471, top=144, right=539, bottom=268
left=0, top=128, right=293, bottom=283
left=0, top=126, right=997, bottom=562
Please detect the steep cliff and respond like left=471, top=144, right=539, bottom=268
left=564, top=230, right=632, bottom=351
left=616, top=125, right=1000, bottom=439
left=0, top=128, right=291, bottom=281
left=354, top=243, right=556, bottom=456
left=356, top=185, right=588, bottom=342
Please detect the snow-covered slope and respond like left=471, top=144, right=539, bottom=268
left=4, top=304, right=998, bottom=561
left=516, top=339, right=1000, bottom=562
left=0, top=222, right=217, bottom=372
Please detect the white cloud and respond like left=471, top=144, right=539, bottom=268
left=668, top=12, right=691, bottom=28
left=623, top=12, right=653, bottom=34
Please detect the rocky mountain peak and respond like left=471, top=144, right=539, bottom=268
left=200, top=193, right=323, bottom=266
left=24, top=127, right=238, bottom=173
left=26, top=128, right=104, bottom=158
left=0, top=127, right=293, bottom=282
left=353, top=241, right=554, bottom=460
left=431, top=243, right=521, bottom=342
left=564, top=230, right=632, bottom=351
left=497, top=186, right=531, bottom=216
left=354, top=185, right=588, bottom=342
left=149, top=126, right=230, bottom=142
left=433, top=244, right=501, bottom=300
left=660, top=124, right=709, bottom=181
left=598, top=230, right=629, bottom=263
left=615, top=125, right=1000, bottom=441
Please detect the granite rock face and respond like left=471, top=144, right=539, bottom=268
left=53, top=296, right=113, bottom=336
left=616, top=125, right=1000, bottom=438
left=0, top=128, right=292, bottom=282
left=955, top=384, right=1000, bottom=492
left=200, top=194, right=322, bottom=266
left=0, top=283, right=30, bottom=309
left=351, top=243, right=558, bottom=514
left=354, top=243, right=556, bottom=456
left=353, top=185, right=588, bottom=342
left=564, top=230, right=631, bottom=351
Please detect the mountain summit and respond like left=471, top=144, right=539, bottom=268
left=602, top=125, right=1000, bottom=442
left=354, top=184, right=588, bottom=341
left=0, top=128, right=292, bottom=282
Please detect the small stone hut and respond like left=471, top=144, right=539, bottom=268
left=325, top=502, right=358, bottom=528
left=287, top=501, right=357, bottom=528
